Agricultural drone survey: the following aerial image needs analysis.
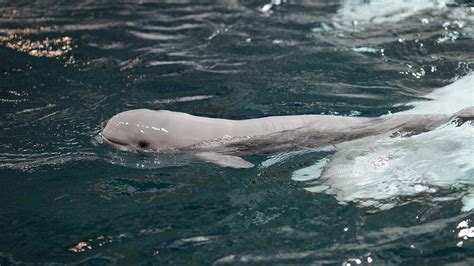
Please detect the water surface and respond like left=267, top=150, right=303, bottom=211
left=0, top=0, right=473, bottom=264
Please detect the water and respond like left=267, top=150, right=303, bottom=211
left=0, top=0, right=473, bottom=264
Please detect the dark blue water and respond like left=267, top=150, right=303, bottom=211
left=0, top=0, right=473, bottom=264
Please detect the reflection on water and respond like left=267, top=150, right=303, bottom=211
left=0, top=0, right=473, bottom=264
left=0, top=34, right=72, bottom=58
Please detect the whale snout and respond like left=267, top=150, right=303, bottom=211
left=100, top=109, right=168, bottom=152
left=101, top=116, right=132, bottom=150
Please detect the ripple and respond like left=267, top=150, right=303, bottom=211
left=68, top=232, right=133, bottom=253
left=140, top=23, right=205, bottom=31
left=0, top=151, right=100, bottom=172
left=15, top=103, right=56, bottom=114
left=155, top=235, right=215, bottom=253
left=128, top=30, right=185, bottom=41
left=93, top=176, right=178, bottom=197
left=214, top=214, right=472, bottom=264
left=0, top=0, right=473, bottom=264
left=150, top=95, right=214, bottom=105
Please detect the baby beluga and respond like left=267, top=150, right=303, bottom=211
left=100, top=106, right=473, bottom=168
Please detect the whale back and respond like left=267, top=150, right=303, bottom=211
left=101, top=108, right=464, bottom=154
left=210, top=113, right=453, bottom=156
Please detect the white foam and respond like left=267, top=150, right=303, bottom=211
left=261, top=146, right=334, bottom=170
left=462, top=189, right=474, bottom=212
left=301, top=123, right=474, bottom=210
left=334, top=0, right=452, bottom=25
left=293, top=73, right=474, bottom=211
left=152, top=95, right=214, bottom=105
left=291, top=158, right=329, bottom=182
left=351, top=47, right=380, bottom=53
left=400, top=73, right=474, bottom=115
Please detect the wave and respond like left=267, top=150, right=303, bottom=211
left=334, top=0, right=452, bottom=25
left=292, top=74, right=474, bottom=212
left=399, top=73, right=474, bottom=114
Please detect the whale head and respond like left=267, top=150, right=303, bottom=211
left=101, top=109, right=185, bottom=152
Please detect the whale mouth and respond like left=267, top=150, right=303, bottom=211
left=101, top=134, right=129, bottom=149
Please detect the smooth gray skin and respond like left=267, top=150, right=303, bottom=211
left=101, top=107, right=473, bottom=167
left=101, top=109, right=376, bottom=151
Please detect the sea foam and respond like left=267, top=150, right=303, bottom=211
left=334, top=0, right=452, bottom=25
left=292, top=73, right=474, bottom=211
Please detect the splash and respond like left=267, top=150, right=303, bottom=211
left=292, top=74, right=474, bottom=211
left=399, top=73, right=474, bottom=115
left=304, top=123, right=473, bottom=210
left=334, top=0, right=451, bottom=26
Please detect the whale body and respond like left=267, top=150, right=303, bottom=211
left=101, top=106, right=473, bottom=168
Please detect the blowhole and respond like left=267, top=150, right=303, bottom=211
left=138, top=140, right=149, bottom=149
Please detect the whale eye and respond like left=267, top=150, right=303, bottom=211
left=138, top=140, right=149, bottom=149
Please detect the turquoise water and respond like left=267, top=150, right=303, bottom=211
left=0, top=0, right=473, bottom=264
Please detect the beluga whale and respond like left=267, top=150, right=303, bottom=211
left=100, top=104, right=473, bottom=168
